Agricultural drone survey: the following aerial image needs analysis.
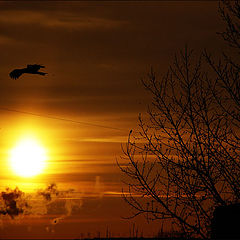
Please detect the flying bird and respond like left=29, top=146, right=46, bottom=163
left=9, top=64, right=47, bottom=79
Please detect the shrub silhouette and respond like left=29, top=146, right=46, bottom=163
left=211, top=203, right=240, bottom=239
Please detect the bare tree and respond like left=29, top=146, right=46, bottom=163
left=118, top=1, right=240, bottom=238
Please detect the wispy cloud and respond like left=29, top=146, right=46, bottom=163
left=0, top=35, right=17, bottom=45
left=0, top=10, right=127, bottom=30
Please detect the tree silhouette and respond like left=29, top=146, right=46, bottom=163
left=119, top=1, right=240, bottom=238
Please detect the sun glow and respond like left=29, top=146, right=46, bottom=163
left=9, top=138, right=47, bottom=177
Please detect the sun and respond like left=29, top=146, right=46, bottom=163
left=9, top=138, right=47, bottom=177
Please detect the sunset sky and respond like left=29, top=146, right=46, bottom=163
left=0, top=1, right=225, bottom=239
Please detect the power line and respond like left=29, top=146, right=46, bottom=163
left=0, top=107, right=125, bottom=131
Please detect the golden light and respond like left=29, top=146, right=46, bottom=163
left=9, top=138, right=47, bottom=177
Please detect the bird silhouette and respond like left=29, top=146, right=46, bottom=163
left=9, top=64, right=47, bottom=79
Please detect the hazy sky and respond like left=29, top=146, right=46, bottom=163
left=0, top=1, right=225, bottom=238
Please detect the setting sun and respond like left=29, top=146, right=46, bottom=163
left=9, top=138, right=47, bottom=177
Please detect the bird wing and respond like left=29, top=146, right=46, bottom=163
left=27, top=64, right=45, bottom=71
left=9, top=69, right=24, bottom=80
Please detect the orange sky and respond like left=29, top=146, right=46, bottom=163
left=0, top=1, right=225, bottom=239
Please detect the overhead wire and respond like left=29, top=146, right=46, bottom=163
left=0, top=107, right=125, bottom=131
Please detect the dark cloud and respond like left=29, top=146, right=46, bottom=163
left=0, top=187, right=28, bottom=219
left=38, top=183, right=59, bottom=202
left=0, top=184, right=82, bottom=221
left=37, top=184, right=83, bottom=216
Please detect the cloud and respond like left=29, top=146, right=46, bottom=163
left=34, top=184, right=83, bottom=219
left=38, top=183, right=59, bottom=202
left=0, top=184, right=83, bottom=223
left=37, top=184, right=83, bottom=227
left=0, top=187, right=29, bottom=219
left=0, top=35, right=17, bottom=45
left=94, top=176, right=104, bottom=198
left=0, top=10, right=127, bottom=30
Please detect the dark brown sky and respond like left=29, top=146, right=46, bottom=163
left=0, top=1, right=225, bottom=238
